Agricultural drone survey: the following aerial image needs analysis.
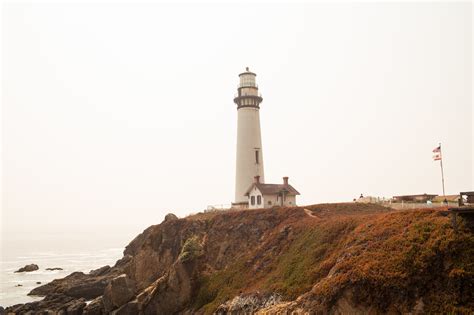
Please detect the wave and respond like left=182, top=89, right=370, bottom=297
left=1, top=247, right=123, bottom=307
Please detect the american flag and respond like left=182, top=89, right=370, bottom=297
left=433, top=145, right=441, bottom=161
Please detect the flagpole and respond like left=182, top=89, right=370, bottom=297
left=439, top=142, right=446, bottom=197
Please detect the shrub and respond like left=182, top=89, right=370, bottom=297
left=178, top=236, right=203, bottom=263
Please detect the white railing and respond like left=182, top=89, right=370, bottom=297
left=384, top=202, right=458, bottom=210
left=355, top=198, right=458, bottom=210
left=237, top=83, right=258, bottom=88
left=205, top=204, right=232, bottom=212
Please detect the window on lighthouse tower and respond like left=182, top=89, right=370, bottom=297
left=255, top=150, right=259, bottom=164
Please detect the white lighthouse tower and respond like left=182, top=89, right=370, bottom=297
left=233, top=67, right=265, bottom=206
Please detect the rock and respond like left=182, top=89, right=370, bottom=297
left=141, top=260, right=197, bottom=314
left=0, top=306, right=4, bottom=315
left=83, top=296, right=104, bottom=315
left=15, top=264, right=39, bottom=273
left=331, top=289, right=374, bottom=314
left=46, top=267, right=63, bottom=271
left=36, top=282, right=42, bottom=284
left=111, top=301, right=139, bottom=315
left=216, top=292, right=283, bottom=314
left=29, top=267, right=123, bottom=299
left=89, top=265, right=111, bottom=276
left=102, top=274, right=135, bottom=313
left=64, top=299, right=87, bottom=315
left=5, top=293, right=78, bottom=314
left=15, top=284, right=23, bottom=287
left=164, top=213, right=178, bottom=222
left=66, top=279, right=110, bottom=299
left=412, top=298, right=425, bottom=314
left=115, top=255, right=132, bottom=267
left=123, top=226, right=155, bottom=257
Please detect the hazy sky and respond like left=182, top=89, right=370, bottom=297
left=2, top=2, right=472, bottom=237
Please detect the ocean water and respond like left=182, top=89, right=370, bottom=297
left=0, top=248, right=123, bottom=307
left=0, top=225, right=143, bottom=308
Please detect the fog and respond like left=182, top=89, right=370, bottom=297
left=2, top=3, right=472, bottom=240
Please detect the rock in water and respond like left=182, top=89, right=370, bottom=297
left=46, top=267, right=63, bottom=271
left=15, top=264, right=39, bottom=273
left=29, top=269, right=120, bottom=299
left=6, top=293, right=81, bottom=314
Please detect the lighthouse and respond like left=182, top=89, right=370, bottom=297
left=233, top=67, right=265, bottom=206
left=231, top=68, right=301, bottom=209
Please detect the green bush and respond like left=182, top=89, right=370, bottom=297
left=179, top=236, right=203, bottom=263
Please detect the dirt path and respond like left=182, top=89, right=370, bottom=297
left=304, top=208, right=319, bottom=219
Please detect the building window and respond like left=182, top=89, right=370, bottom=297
left=268, top=201, right=272, bottom=205
left=255, top=150, right=259, bottom=164
left=251, top=196, right=255, bottom=205
left=257, top=195, right=261, bottom=205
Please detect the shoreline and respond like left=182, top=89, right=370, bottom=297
left=0, top=248, right=123, bottom=308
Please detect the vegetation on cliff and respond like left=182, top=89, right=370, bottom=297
left=191, top=204, right=473, bottom=314
left=6, top=203, right=474, bottom=314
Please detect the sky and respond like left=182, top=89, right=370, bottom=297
left=1, top=2, right=472, bottom=239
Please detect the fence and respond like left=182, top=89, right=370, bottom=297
left=382, top=202, right=458, bottom=210
left=205, top=204, right=233, bottom=212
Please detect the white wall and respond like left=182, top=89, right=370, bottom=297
left=249, top=192, right=297, bottom=208
left=269, top=194, right=297, bottom=207
left=235, top=107, right=265, bottom=203
left=284, top=195, right=297, bottom=207
left=248, top=186, right=264, bottom=209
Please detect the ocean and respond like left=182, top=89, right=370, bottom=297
left=0, top=225, right=143, bottom=308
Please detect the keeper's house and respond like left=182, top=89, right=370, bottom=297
left=245, top=176, right=300, bottom=209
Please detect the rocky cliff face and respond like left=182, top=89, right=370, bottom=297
left=5, top=204, right=474, bottom=314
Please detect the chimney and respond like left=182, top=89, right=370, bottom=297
left=283, top=177, right=289, bottom=186
left=254, top=175, right=260, bottom=183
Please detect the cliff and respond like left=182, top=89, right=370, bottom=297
left=5, top=203, right=474, bottom=314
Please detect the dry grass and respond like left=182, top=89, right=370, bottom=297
left=189, top=203, right=473, bottom=313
